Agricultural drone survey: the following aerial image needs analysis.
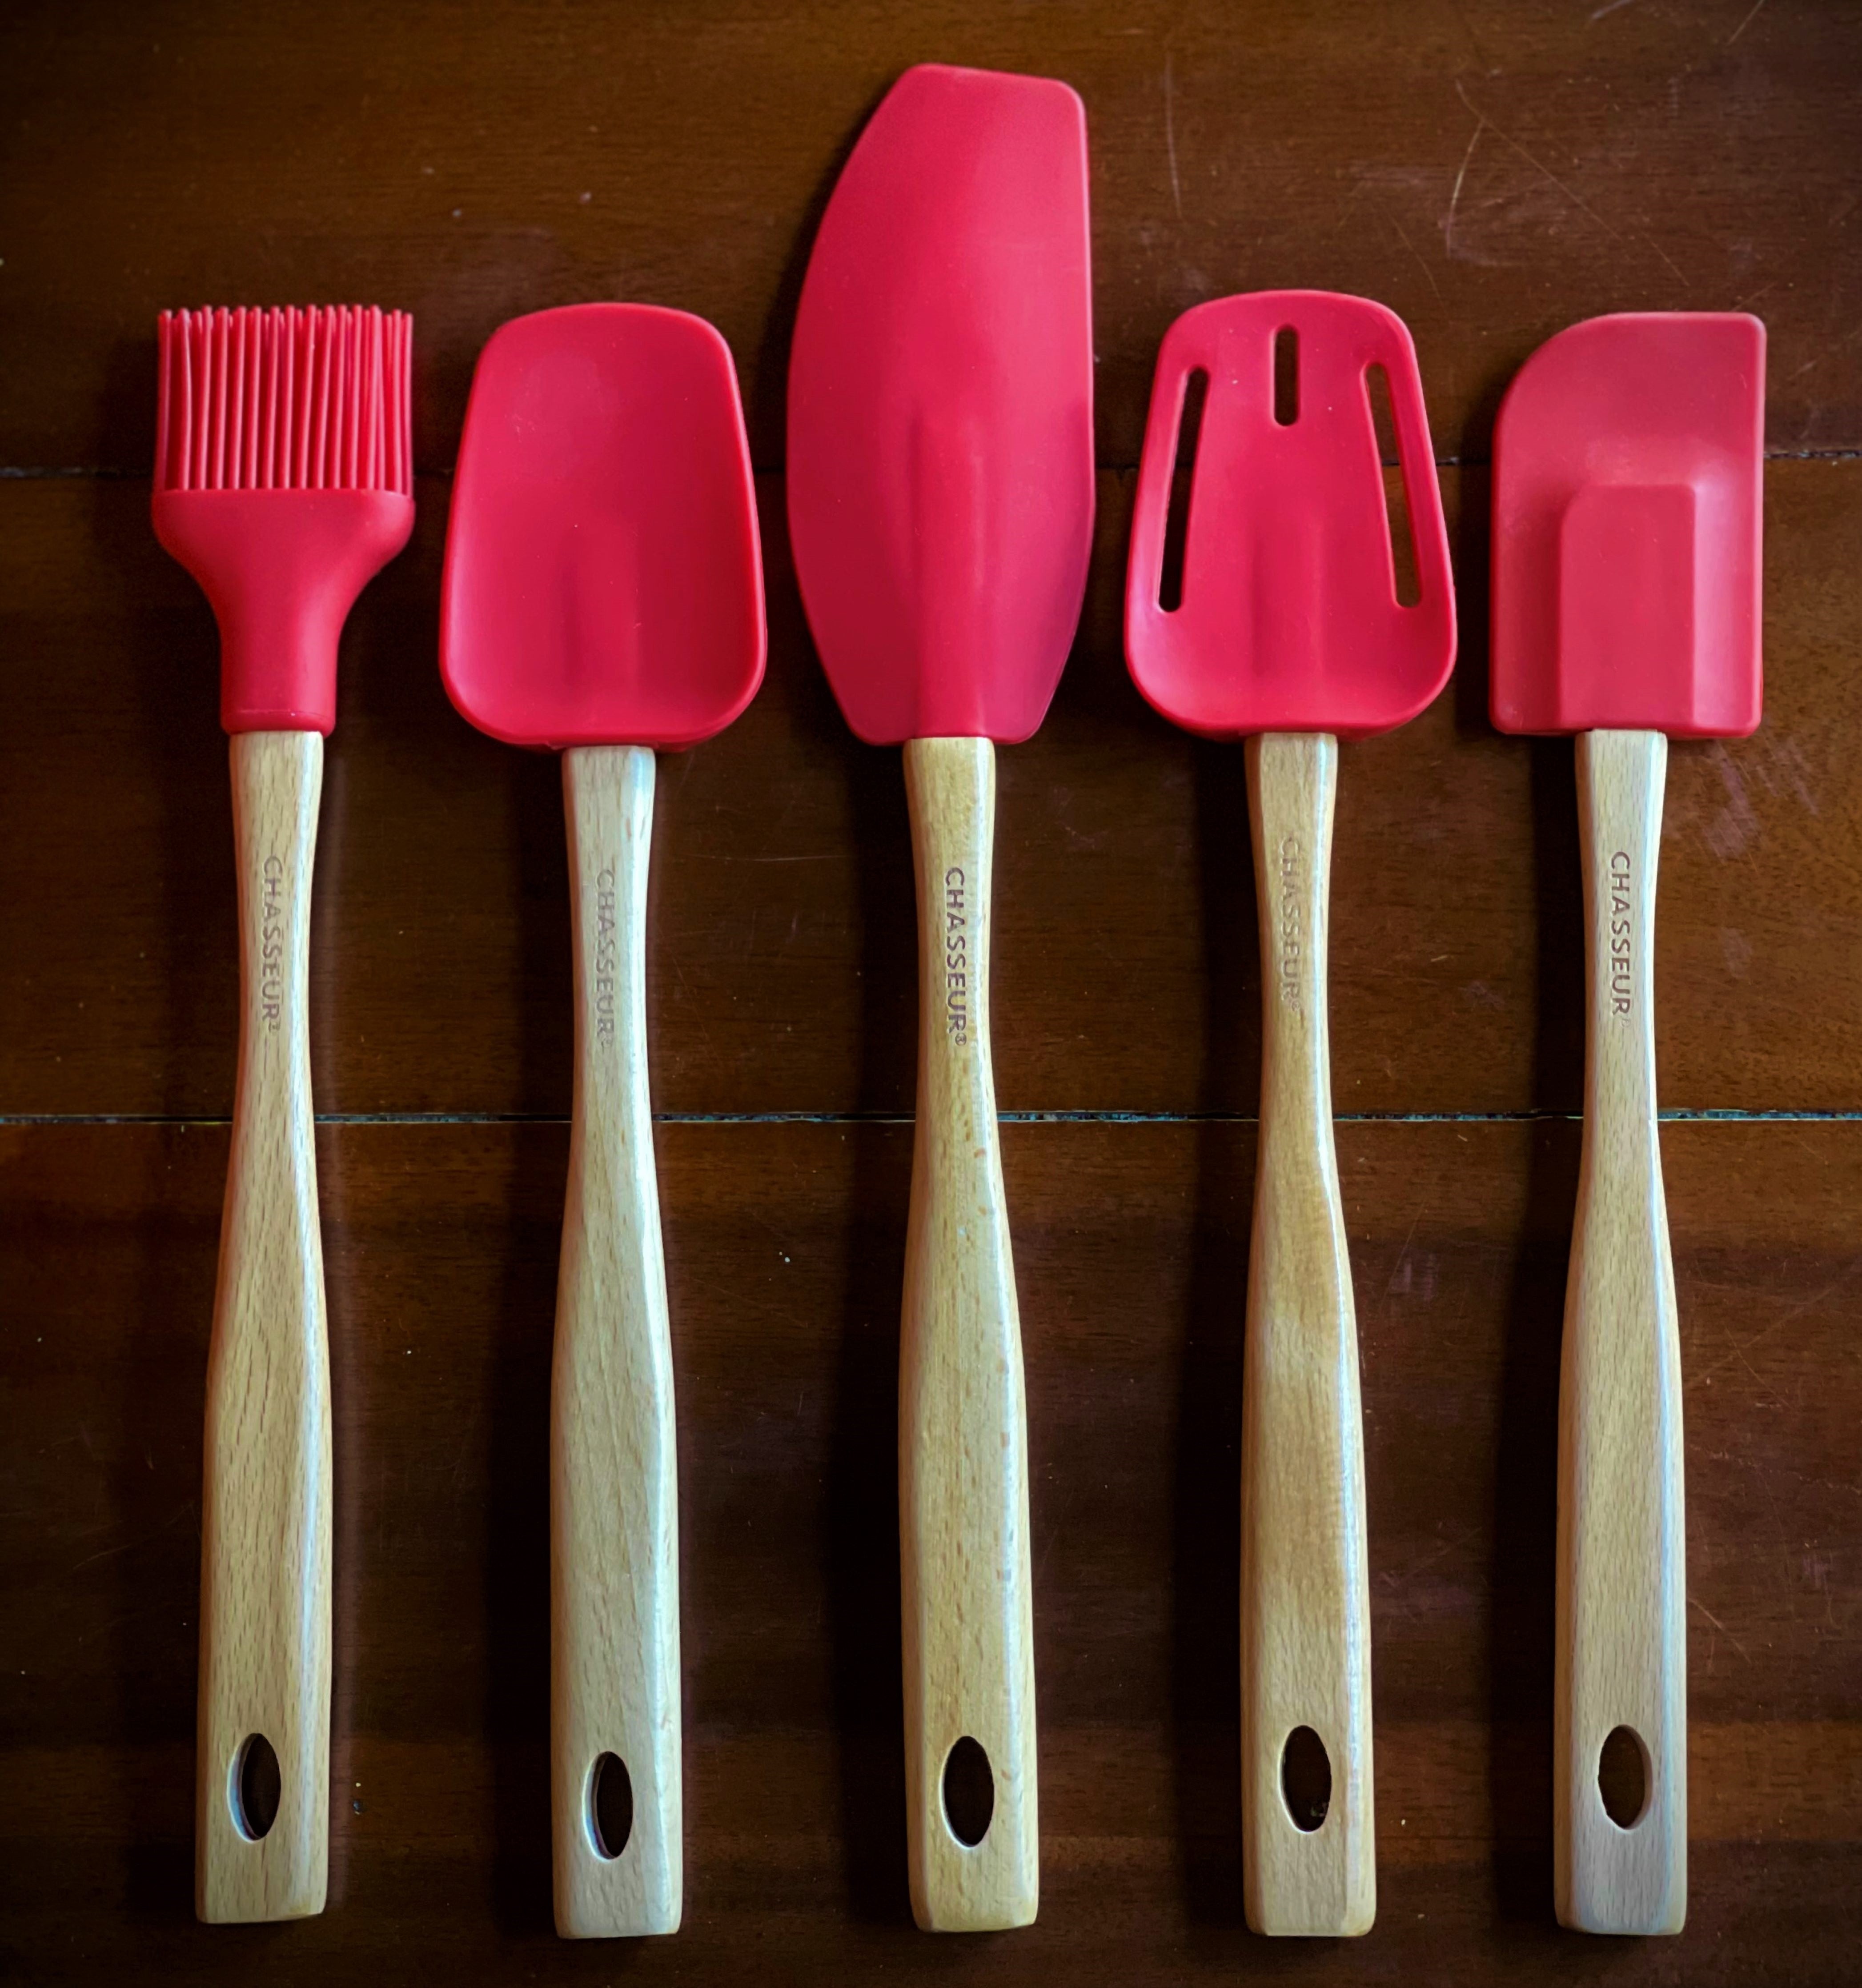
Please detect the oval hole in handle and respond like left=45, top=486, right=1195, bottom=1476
left=229, top=1732, right=281, bottom=1842
left=1280, top=1726, right=1332, bottom=1832
left=588, top=1752, right=634, bottom=1860
left=1598, top=1725, right=1651, bottom=1829
left=941, top=1736, right=995, bottom=1848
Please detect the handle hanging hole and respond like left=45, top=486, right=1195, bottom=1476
left=1273, top=326, right=1300, bottom=425
left=1280, top=1725, right=1332, bottom=1832
left=1364, top=362, right=1421, bottom=606
left=588, top=1752, right=634, bottom=1860
left=1598, top=1725, right=1650, bottom=1829
left=941, top=1735, right=995, bottom=1847
left=1158, top=367, right=1208, bottom=613
left=229, top=1732, right=281, bottom=1841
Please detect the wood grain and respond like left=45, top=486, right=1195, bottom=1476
left=552, top=746, right=681, bottom=1938
left=196, top=732, right=329, bottom=1923
left=899, top=738, right=1038, bottom=1932
left=3, top=461, right=1860, bottom=1121
left=2, top=0, right=1858, bottom=470
left=1240, top=734, right=1374, bottom=1936
left=1, top=1114, right=1858, bottom=1982
left=1557, top=731, right=1686, bottom=1935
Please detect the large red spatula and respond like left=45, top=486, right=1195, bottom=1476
left=441, top=303, right=765, bottom=1938
left=787, top=63, right=1094, bottom=1932
left=1126, top=292, right=1455, bottom=1936
left=1492, top=311, right=1764, bottom=1936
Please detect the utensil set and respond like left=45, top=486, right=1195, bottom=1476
left=152, top=60, right=1765, bottom=1944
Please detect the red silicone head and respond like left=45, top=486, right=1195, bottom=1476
left=150, top=306, right=415, bottom=734
left=441, top=304, right=765, bottom=750
left=1490, top=312, right=1765, bottom=738
left=787, top=63, right=1095, bottom=745
left=1125, top=292, right=1455, bottom=740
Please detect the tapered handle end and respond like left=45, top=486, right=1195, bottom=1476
left=1557, top=731, right=1686, bottom=1939
left=900, top=737, right=1039, bottom=1935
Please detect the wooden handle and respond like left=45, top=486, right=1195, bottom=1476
left=1557, top=729, right=1686, bottom=1935
left=197, top=730, right=330, bottom=1923
left=552, top=746, right=682, bottom=1939
left=1240, top=733, right=1375, bottom=1937
left=899, top=737, right=1038, bottom=1932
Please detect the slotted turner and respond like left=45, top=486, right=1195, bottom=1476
left=441, top=302, right=765, bottom=1938
left=787, top=62, right=1095, bottom=1932
left=1126, top=291, right=1455, bottom=1936
left=1492, top=310, right=1765, bottom=1936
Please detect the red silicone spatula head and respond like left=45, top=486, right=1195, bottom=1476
left=787, top=63, right=1095, bottom=745
left=441, top=303, right=764, bottom=749
left=1126, top=292, right=1454, bottom=739
left=1490, top=311, right=1764, bottom=738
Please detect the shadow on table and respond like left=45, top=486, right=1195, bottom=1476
left=482, top=767, right=571, bottom=1939
left=1171, top=734, right=1258, bottom=1932
left=88, top=337, right=226, bottom=1924
left=826, top=734, right=914, bottom=1926
left=1486, top=738, right=1583, bottom=1924
left=1450, top=419, right=1576, bottom=1923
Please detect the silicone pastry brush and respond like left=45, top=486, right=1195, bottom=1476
left=441, top=304, right=765, bottom=1937
left=787, top=64, right=1094, bottom=1931
left=1125, top=292, right=1456, bottom=1935
left=152, top=304, right=414, bottom=1921
left=1491, top=311, right=1765, bottom=1935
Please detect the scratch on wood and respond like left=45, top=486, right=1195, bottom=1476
left=1726, top=0, right=1769, bottom=46
left=1690, top=1595, right=1751, bottom=1663
left=1444, top=116, right=1483, bottom=260
left=1452, top=77, right=1689, bottom=290
left=1391, top=214, right=1445, bottom=303
left=1164, top=49, right=1183, bottom=221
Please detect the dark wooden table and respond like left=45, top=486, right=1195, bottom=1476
left=3, top=2, right=1858, bottom=1980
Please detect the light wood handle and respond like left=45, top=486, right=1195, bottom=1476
left=197, top=730, right=330, bottom=1923
left=552, top=745, right=682, bottom=1939
left=899, top=737, right=1038, bottom=1932
left=1240, top=733, right=1375, bottom=1937
left=1557, top=729, right=1686, bottom=1935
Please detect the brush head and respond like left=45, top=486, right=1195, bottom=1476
left=152, top=306, right=416, bottom=734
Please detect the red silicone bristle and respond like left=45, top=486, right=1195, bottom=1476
left=155, top=305, right=413, bottom=497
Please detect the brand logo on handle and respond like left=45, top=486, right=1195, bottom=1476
left=1608, top=850, right=1633, bottom=1016
left=944, top=868, right=969, bottom=1045
left=1277, top=837, right=1304, bottom=1017
left=260, top=855, right=285, bottom=1034
left=594, top=865, right=618, bottom=1042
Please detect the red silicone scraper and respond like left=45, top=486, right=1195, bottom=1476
left=1126, top=292, right=1456, bottom=1936
left=441, top=303, right=765, bottom=1939
left=1491, top=311, right=1764, bottom=1937
left=787, top=62, right=1094, bottom=1932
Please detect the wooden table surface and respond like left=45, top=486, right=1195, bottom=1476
left=3, top=2, right=1858, bottom=1980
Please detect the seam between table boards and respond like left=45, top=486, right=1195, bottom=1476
left=5, top=1108, right=1862, bottom=1128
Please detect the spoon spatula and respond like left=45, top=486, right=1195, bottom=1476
left=441, top=302, right=765, bottom=1937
